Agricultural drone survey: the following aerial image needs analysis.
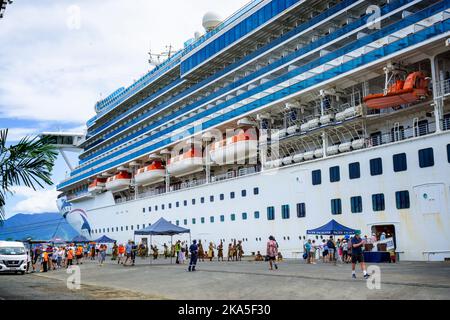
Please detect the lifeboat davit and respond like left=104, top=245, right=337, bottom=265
left=166, top=148, right=203, bottom=177
left=363, top=71, right=430, bottom=109
left=210, top=131, right=258, bottom=164
left=105, top=171, right=131, bottom=192
left=135, top=161, right=166, bottom=186
left=88, top=178, right=107, bottom=193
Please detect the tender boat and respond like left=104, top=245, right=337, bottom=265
left=363, top=71, right=430, bottom=109
left=135, top=161, right=166, bottom=186
left=88, top=178, right=107, bottom=193
left=209, top=131, right=258, bottom=164
left=167, top=147, right=203, bottom=177
left=105, top=171, right=131, bottom=192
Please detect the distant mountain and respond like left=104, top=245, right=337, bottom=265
left=0, top=212, right=79, bottom=241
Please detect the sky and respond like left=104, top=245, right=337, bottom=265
left=0, top=0, right=249, bottom=218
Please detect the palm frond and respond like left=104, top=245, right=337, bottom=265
left=0, top=129, right=57, bottom=223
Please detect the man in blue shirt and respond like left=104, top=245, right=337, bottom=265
left=188, top=240, right=199, bottom=272
left=351, top=231, right=369, bottom=279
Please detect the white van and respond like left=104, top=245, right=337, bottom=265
left=0, top=241, right=28, bottom=274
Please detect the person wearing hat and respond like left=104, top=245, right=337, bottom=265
left=351, top=231, right=369, bottom=279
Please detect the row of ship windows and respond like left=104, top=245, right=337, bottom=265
left=91, top=189, right=411, bottom=234
left=311, top=146, right=449, bottom=185
left=142, top=187, right=259, bottom=213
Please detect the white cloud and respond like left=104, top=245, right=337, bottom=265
left=0, top=0, right=249, bottom=124
left=9, top=186, right=60, bottom=214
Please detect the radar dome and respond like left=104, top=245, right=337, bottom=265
left=202, top=12, right=222, bottom=32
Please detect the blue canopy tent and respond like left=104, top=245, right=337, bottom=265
left=48, top=236, right=67, bottom=244
left=71, top=235, right=90, bottom=243
left=306, top=219, right=359, bottom=235
left=134, top=217, right=190, bottom=264
left=94, top=235, right=116, bottom=243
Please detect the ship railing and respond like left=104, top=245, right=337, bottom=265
left=367, top=121, right=436, bottom=147
left=136, top=188, right=166, bottom=200
left=436, top=78, right=450, bottom=98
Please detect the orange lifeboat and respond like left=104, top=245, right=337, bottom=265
left=135, top=160, right=166, bottom=186
left=105, top=171, right=131, bottom=192
left=210, top=130, right=258, bottom=165
left=363, top=71, right=430, bottom=109
left=166, top=147, right=203, bottom=177
left=88, top=178, right=107, bottom=193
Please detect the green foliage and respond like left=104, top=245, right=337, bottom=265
left=0, top=129, right=58, bottom=223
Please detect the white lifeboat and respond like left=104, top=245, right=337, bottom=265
left=167, top=148, right=203, bottom=177
left=105, top=171, right=131, bottom=192
left=210, top=131, right=258, bottom=165
left=135, top=161, right=166, bottom=186
left=88, top=178, right=107, bottom=193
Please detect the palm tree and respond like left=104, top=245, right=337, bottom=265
left=0, top=129, right=57, bottom=223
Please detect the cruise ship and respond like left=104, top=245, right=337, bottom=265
left=48, top=0, right=450, bottom=261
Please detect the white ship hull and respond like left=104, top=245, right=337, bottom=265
left=59, top=132, right=450, bottom=261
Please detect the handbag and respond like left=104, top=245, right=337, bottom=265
left=302, top=252, right=308, bottom=260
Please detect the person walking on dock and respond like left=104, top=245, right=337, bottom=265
left=188, top=240, right=199, bottom=272
left=351, top=231, right=369, bottom=279
left=266, top=236, right=278, bottom=270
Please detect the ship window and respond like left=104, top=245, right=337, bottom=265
left=220, top=194, right=224, bottom=200
left=168, top=203, right=172, bottom=209
left=281, top=204, right=290, bottom=219
left=350, top=196, right=363, bottom=213
left=241, top=190, right=247, bottom=197
left=176, top=201, right=179, bottom=207
left=447, top=144, right=450, bottom=163
left=329, top=166, right=340, bottom=182
left=331, top=199, right=342, bottom=215
left=176, top=220, right=179, bottom=226
left=230, top=214, right=236, bottom=221
left=220, top=215, right=225, bottom=222
left=121, top=226, right=123, bottom=231
left=183, top=200, right=187, bottom=206
left=201, top=197, right=205, bottom=203
left=148, top=206, right=151, bottom=212
left=312, top=169, right=321, bottom=185
left=117, top=227, right=119, bottom=232
left=349, top=162, right=360, bottom=179
left=418, top=148, right=434, bottom=168
left=393, top=153, right=407, bottom=172
left=130, top=225, right=133, bottom=230
left=372, top=193, right=385, bottom=211
left=267, top=206, right=275, bottom=220
left=253, top=187, right=259, bottom=195
left=395, top=190, right=410, bottom=209
left=370, top=158, right=383, bottom=176
left=254, top=211, right=260, bottom=219
left=192, top=199, right=196, bottom=205
left=142, top=208, right=145, bottom=213
left=230, top=192, right=235, bottom=199
left=242, top=212, right=247, bottom=220
left=296, top=203, right=306, bottom=218
left=210, top=195, right=214, bottom=202
left=107, top=228, right=109, bottom=232
left=125, top=226, right=128, bottom=231
left=183, top=219, right=187, bottom=225
left=136, top=225, right=139, bottom=230
left=210, top=216, right=214, bottom=223
left=154, top=205, right=158, bottom=211
left=142, top=224, right=145, bottom=229
left=192, top=218, right=196, bottom=224
left=201, top=217, right=205, bottom=224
